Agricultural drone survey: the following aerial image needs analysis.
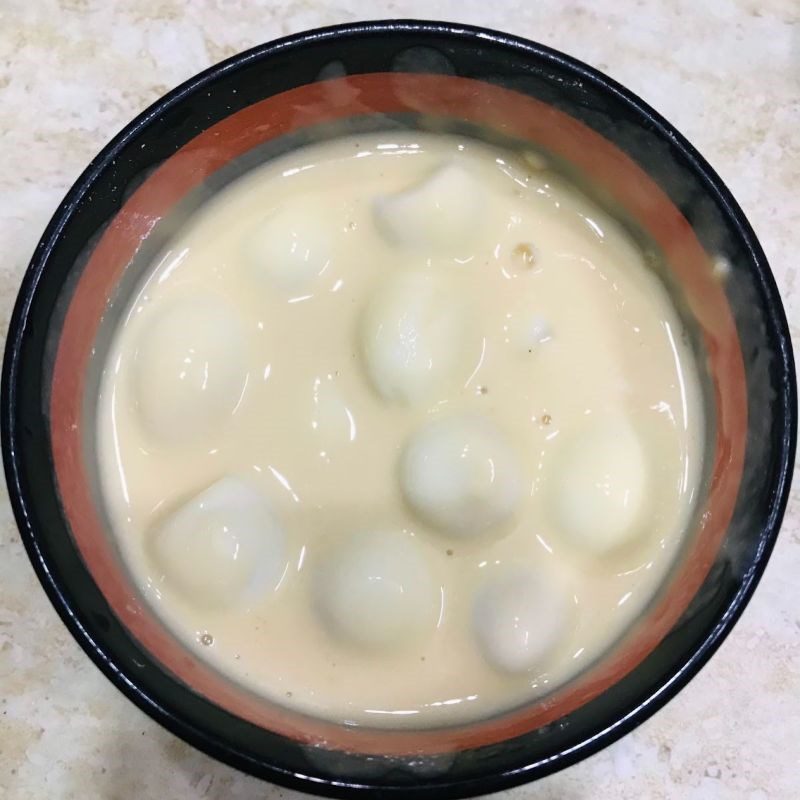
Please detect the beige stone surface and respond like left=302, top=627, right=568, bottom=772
left=0, top=1, right=798, bottom=798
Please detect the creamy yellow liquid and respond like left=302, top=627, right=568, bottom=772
left=96, top=132, right=704, bottom=727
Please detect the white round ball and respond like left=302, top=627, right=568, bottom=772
left=373, top=163, right=483, bottom=254
left=149, top=477, right=287, bottom=608
left=506, top=313, right=552, bottom=352
left=134, top=295, right=248, bottom=443
left=244, top=206, right=332, bottom=291
left=310, top=375, right=356, bottom=447
left=473, top=567, right=570, bottom=673
left=550, top=419, right=649, bottom=553
left=314, top=530, right=439, bottom=650
left=360, top=271, right=471, bottom=405
left=400, top=414, right=523, bottom=538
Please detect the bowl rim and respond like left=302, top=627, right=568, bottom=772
left=2, top=18, right=796, bottom=799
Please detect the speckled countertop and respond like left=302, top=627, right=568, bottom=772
left=0, top=1, right=798, bottom=798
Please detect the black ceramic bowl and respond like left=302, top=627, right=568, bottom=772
left=2, top=20, right=795, bottom=799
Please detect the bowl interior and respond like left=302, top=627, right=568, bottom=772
left=4, top=22, right=794, bottom=797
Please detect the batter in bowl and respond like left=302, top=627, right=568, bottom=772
left=96, top=132, right=704, bottom=727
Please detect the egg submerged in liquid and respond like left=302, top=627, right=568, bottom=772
left=148, top=477, right=288, bottom=609
left=313, top=530, right=440, bottom=651
left=549, top=417, right=651, bottom=555
left=359, top=270, right=476, bottom=405
left=399, top=414, right=524, bottom=539
left=132, top=294, right=248, bottom=443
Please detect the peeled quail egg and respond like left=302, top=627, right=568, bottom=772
left=373, top=163, right=483, bottom=255
left=504, top=312, right=552, bottom=353
left=314, top=530, right=439, bottom=650
left=360, top=270, right=474, bottom=405
left=473, top=567, right=571, bottom=673
left=310, top=374, right=357, bottom=446
left=149, top=477, right=287, bottom=608
left=244, top=206, right=332, bottom=291
left=400, top=414, right=523, bottom=538
left=133, top=295, right=248, bottom=443
left=550, top=418, right=649, bottom=553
